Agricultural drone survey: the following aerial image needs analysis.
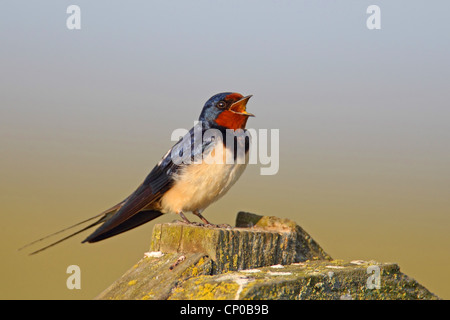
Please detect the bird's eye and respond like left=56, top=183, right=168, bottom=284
left=217, top=101, right=227, bottom=109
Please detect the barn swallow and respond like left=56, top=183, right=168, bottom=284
left=21, top=92, right=254, bottom=255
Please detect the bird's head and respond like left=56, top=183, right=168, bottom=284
left=199, top=92, right=254, bottom=130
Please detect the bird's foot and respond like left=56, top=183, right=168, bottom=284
left=189, top=221, right=205, bottom=227
left=174, top=220, right=232, bottom=229
left=203, top=223, right=233, bottom=229
left=175, top=211, right=232, bottom=229
left=173, top=219, right=205, bottom=227
left=177, top=211, right=192, bottom=224
left=192, top=210, right=232, bottom=228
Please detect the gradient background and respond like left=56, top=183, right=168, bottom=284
left=1, top=1, right=449, bottom=299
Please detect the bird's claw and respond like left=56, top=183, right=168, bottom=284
left=204, top=223, right=233, bottom=229
left=173, top=220, right=232, bottom=229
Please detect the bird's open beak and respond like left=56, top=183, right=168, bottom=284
left=229, top=95, right=255, bottom=117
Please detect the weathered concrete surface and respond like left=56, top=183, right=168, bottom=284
left=96, top=212, right=439, bottom=300
left=150, top=212, right=331, bottom=274
left=96, top=252, right=213, bottom=300
left=235, top=212, right=332, bottom=263
left=169, top=260, right=439, bottom=300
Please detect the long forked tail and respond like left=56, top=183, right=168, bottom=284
left=18, top=203, right=122, bottom=255
left=82, top=210, right=163, bottom=243
left=19, top=206, right=163, bottom=255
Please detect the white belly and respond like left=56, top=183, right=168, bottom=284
left=159, top=141, right=248, bottom=214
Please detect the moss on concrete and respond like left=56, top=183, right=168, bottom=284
left=95, top=252, right=213, bottom=300
left=96, top=212, right=439, bottom=300
left=169, top=260, right=438, bottom=300
left=149, top=212, right=331, bottom=275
